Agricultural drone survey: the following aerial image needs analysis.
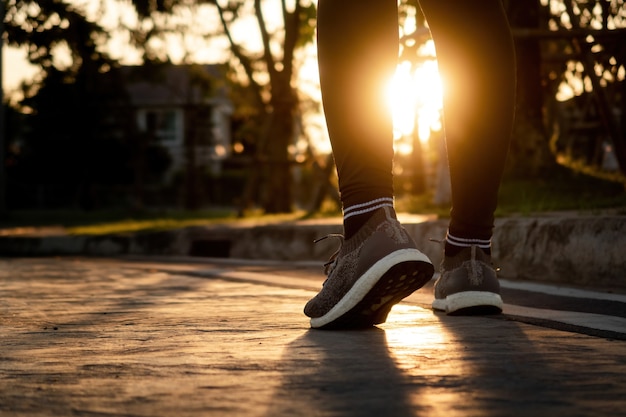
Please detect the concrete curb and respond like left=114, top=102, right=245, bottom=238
left=0, top=215, right=624, bottom=288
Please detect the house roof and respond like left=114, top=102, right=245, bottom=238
left=122, top=64, right=230, bottom=107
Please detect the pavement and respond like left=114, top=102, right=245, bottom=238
left=2, top=256, right=626, bottom=417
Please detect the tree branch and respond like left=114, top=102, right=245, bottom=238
left=213, top=0, right=265, bottom=109
left=281, top=0, right=302, bottom=78
left=254, top=0, right=278, bottom=82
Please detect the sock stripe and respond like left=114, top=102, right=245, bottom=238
left=343, top=197, right=394, bottom=214
left=344, top=202, right=394, bottom=220
left=343, top=198, right=394, bottom=220
left=446, top=232, right=491, bottom=249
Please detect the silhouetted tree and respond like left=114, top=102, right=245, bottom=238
left=543, top=0, right=626, bottom=184
left=4, top=0, right=111, bottom=78
left=4, top=1, right=130, bottom=208
left=207, top=0, right=317, bottom=213
left=504, top=0, right=558, bottom=178
left=4, top=1, right=179, bottom=209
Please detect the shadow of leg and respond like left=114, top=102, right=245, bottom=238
left=265, top=328, right=419, bottom=417
left=416, top=311, right=626, bottom=416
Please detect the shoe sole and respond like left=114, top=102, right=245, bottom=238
left=310, top=248, right=434, bottom=330
left=432, top=291, right=503, bottom=315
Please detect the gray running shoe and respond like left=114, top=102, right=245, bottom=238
left=304, top=206, right=434, bottom=329
left=432, top=245, right=503, bottom=315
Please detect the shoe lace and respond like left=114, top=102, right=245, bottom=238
left=314, top=233, right=344, bottom=277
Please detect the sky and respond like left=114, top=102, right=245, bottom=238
left=3, top=45, right=40, bottom=94
left=1, top=0, right=233, bottom=97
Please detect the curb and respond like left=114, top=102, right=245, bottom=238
left=0, top=215, right=624, bottom=288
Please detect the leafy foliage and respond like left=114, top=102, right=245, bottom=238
left=3, top=0, right=173, bottom=209
left=4, top=0, right=111, bottom=74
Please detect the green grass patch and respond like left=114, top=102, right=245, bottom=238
left=0, top=208, right=316, bottom=235
left=0, top=209, right=235, bottom=235
left=496, top=176, right=626, bottom=216
left=394, top=173, right=626, bottom=217
left=67, top=217, right=230, bottom=235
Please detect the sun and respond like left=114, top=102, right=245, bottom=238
left=299, top=42, right=444, bottom=156
left=386, top=55, right=444, bottom=151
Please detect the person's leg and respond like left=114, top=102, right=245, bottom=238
left=316, top=0, right=397, bottom=239
left=419, top=0, right=516, bottom=253
left=305, top=0, right=433, bottom=329
left=419, top=0, right=516, bottom=314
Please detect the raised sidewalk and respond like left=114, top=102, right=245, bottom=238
left=0, top=212, right=624, bottom=288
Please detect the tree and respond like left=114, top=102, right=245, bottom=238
left=122, top=0, right=318, bottom=213
left=4, top=1, right=132, bottom=208
left=543, top=0, right=626, bottom=184
left=4, top=0, right=112, bottom=78
left=5, top=1, right=193, bottom=210
left=209, top=0, right=317, bottom=213
left=505, top=0, right=558, bottom=178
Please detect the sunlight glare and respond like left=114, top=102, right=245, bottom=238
left=386, top=55, right=443, bottom=150
left=414, top=59, right=443, bottom=141
left=382, top=304, right=451, bottom=372
left=387, top=61, right=417, bottom=140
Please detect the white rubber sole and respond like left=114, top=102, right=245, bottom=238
left=432, top=291, right=503, bottom=315
left=310, top=248, right=432, bottom=329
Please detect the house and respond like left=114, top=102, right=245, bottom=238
left=123, top=64, right=233, bottom=180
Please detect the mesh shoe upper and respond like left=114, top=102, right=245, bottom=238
left=304, top=207, right=433, bottom=327
left=433, top=245, right=502, bottom=314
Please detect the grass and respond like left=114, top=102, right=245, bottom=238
left=0, top=208, right=234, bottom=235
left=0, top=208, right=313, bottom=236
left=0, top=174, right=624, bottom=236
left=495, top=176, right=626, bottom=216
left=67, top=216, right=233, bottom=235
left=395, top=173, right=626, bottom=217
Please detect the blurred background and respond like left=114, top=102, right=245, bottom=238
left=1, top=0, right=625, bottom=230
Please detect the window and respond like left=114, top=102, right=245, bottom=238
left=137, top=109, right=181, bottom=143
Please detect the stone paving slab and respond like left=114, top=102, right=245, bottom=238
left=1, top=257, right=626, bottom=417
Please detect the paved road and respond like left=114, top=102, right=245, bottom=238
left=2, top=256, right=625, bottom=417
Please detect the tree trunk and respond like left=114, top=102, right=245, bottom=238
left=262, top=91, right=295, bottom=213
left=505, top=0, right=558, bottom=178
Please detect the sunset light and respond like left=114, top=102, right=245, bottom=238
left=386, top=50, right=443, bottom=150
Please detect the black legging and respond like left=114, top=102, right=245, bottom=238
left=317, top=0, right=516, bottom=240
